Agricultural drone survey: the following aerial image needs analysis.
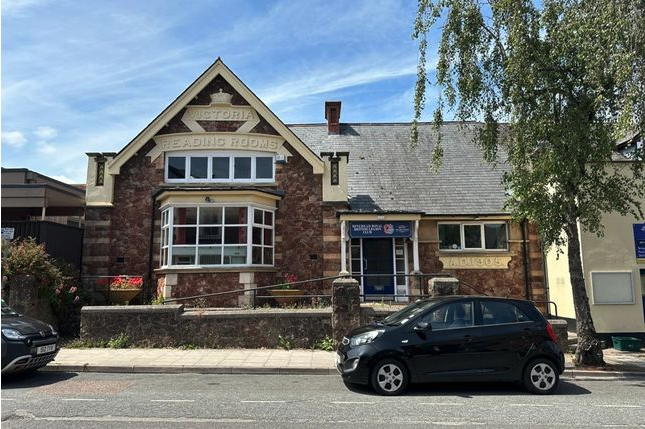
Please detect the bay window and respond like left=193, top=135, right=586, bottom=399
left=438, top=222, right=508, bottom=251
left=160, top=205, right=274, bottom=267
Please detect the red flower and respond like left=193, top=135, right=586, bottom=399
left=109, top=276, right=143, bottom=289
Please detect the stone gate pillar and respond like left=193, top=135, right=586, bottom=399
left=428, top=277, right=459, bottom=296
left=332, top=276, right=361, bottom=345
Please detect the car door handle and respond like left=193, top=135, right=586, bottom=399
left=463, top=335, right=473, bottom=343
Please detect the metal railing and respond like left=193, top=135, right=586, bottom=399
left=80, top=272, right=554, bottom=315
left=161, top=272, right=485, bottom=309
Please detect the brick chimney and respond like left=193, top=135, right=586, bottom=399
left=325, top=101, right=341, bottom=135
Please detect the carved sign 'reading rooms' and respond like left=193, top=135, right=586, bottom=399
left=154, top=133, right=283, bottom=152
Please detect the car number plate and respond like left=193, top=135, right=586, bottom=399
left=36, top=344, right=56, bottom=354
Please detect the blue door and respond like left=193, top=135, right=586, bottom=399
left=363, top=238, right=394, bottom=296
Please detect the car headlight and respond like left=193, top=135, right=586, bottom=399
left=350, top=330, right=384, bottom=346
left=2, top=328, right=26, bottom=340
left=48, top=324, right=58, bottom=336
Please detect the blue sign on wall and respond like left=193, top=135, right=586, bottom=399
left=349, top=221, right=412, bottom=238
left=634, top=223, right=645, bottom=259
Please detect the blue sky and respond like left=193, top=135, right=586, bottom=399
left=1, top=0, right=439, bottom=184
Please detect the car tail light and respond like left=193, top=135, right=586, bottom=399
left=546, top=322, right=558, bottom=343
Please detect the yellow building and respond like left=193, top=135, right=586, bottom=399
left=546, top=156, right=645, bottom=340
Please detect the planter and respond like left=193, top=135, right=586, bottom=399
left=269, top=289, right=303, bottom=306
left=101, top=289, right=141, bottom=305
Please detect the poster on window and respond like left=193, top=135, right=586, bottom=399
left=349, top=221, right=412, bottom=238
left=634, top=223, right=645, bottom=259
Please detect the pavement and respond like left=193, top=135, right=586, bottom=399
left=42, top=345, right=645, bottom=380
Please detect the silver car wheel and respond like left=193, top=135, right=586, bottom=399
left=529, top=362, right=556, bottom=391
left=376, top=362, right=404, bottom=393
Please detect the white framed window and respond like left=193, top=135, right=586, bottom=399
left=591, top=271, right=635, bottom=304
left=165, top=151, right=275, bottom=183
left=438, top=222, right=508, bottom=251
left=160, top=204, right=275, bottom=267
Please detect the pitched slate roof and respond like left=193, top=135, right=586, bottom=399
left=288, top=122, right=510, bottom=216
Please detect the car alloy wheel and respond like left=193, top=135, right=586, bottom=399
left=523, top=358, right=559, bottom=394
left=371, top=359, right=408, bottom=396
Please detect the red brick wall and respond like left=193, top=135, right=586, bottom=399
left=417, top=224, right=546, bottom=302
left=109, top=140, right=164, bottom=278
left=274, top=143, right=326, bottom=295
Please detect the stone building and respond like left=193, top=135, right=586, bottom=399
left=82, top=58, right=546, bottom=307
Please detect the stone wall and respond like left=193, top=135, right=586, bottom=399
left=417, top=221, right=547, bottom=304
left=274, top=142, right=325, bottom=287
left=81, top=305, right=332, bottom=349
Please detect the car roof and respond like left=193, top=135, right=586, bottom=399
left=418, top=295, right=530, bottom=304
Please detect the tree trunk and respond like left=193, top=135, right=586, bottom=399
left=564, top=219, right=605, bottom=366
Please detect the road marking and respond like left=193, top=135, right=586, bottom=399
left=595, top=405, right=642, bottom=408
left=508, top=403, right=551, bottom=407
left=61, top=399, right=106, bottom=402
left=150, top=400, right=195, bottom=403
left=241, top=400, right=286, bottom=404
left=1, top=398, right=16, bottom=401
left=332, top=401, right=375, bottom=405
left=22, top=416, right=256, bottom=423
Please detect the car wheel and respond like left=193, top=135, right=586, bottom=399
left=370, top=359, right=408, bottom=396
left=523, top=358, right=559, bottom=394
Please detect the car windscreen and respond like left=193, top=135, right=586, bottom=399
left=1, top=301, right=19, bottom=316
left=382, top=300, right=439, bottom=326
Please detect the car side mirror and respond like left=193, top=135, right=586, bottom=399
left=414, top=322, right=431, bottom=332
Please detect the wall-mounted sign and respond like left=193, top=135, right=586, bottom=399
left=634, top=223, right=645, bottom=259
left=349, top=221, right=412, bottom=238
left=153, top=132, right=283, bottom=152
left=439, top=255, right=512, bottom=270
left=1, top=227, right=15, bottom=240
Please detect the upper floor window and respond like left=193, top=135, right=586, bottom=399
left=165, top=151, right=275, bottom=183
left=438, top=222, right=508, bottom=251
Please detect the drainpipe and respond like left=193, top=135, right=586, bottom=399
left=339, top=220, right=349, bottom=275
left=521, top=218, right=531, bottom=300
left=148, top=189, right=164, bottom=300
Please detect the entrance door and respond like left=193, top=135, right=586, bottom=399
left=363, top=238, right=394, bottom=296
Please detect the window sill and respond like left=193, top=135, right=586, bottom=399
left=437, top=249, right=512, bottom=255
left=155, top=266, right=278, bottom=274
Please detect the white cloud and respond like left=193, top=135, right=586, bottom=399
left=0, top=0, right=48, bottom=15
left=1, top=131, right=27, bottom=147
left=50, top=175, right=76, bottom=184
left=36, top=141, right=57, bottom=155
left=259, top=57, right=419, bottom=106
left=34, top=126, right=58, bottom=140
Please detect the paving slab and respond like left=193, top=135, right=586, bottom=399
left=40, top=346, right=644, bottom=379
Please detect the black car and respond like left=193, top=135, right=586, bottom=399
left=1, top=301, right=60, bottom=375
left=336, top=296, right=565, bottom=395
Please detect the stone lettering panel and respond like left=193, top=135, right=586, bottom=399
left=153, top=132, right=283, bottom=152
left=439, top=255, right=512, bottom=269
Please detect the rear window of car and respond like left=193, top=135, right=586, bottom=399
left=481, top=301, right=531, bottom=325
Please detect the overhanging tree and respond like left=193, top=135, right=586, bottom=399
left=412, top=0, right=645, bottom=366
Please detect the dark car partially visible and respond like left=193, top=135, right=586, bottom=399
left=337, top=296, right=565, bottom=395
left=1, top=301, right=60, bottom=375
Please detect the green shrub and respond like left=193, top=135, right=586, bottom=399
left=312, top=335, right=335, bottom=351
left=106, top=333, right=130, bottom=349
left=1, top=238, right=82, bottom=321
left=277, top=335, right=292, bottom=350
